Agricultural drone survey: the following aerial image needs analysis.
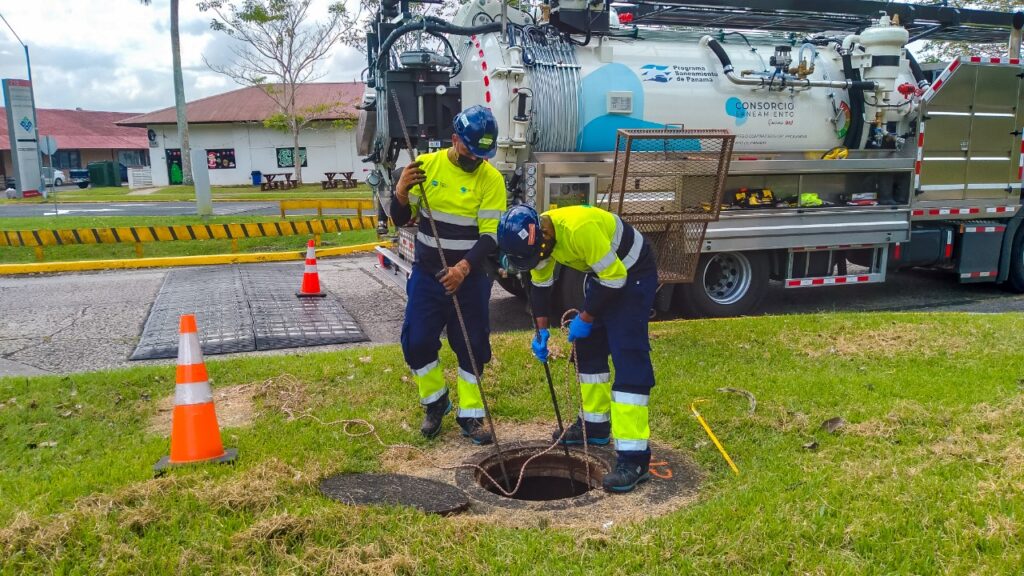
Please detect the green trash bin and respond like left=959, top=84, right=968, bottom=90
left=86, top=161, right=120, bottom=188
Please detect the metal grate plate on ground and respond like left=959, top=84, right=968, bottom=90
left=131, top=264, right=367, bottom=360
left=131, top=267, right=253, bottom=360
left=241, top=266, right=366, bottom=350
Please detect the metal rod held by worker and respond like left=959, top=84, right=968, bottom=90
left=521, top=272, right=577, bottom=491
left=389, top=91, right=513, bottom=492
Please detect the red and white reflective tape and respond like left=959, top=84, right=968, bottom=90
left=911, top=207, right=980, bottom=216
left=962, top=225, right=1005, bottom=233
left=790, top=244, right=875, bottom=252
left=961, top=270, right=997, bottom=279
left=944, top=230, right=953, bottom=258
left=914, top=122, right=925, bottom=189
left=987, top=206, right=1016, bottom=214
left=1018, top=138, right=1024, bottom=182
left=969, top=56, right=1021, bottom=65
left=893, top=242, right=902, bottom=260
left=923, top=58, right=959, bottom=101
left=786, top=274, right=872, bottom=288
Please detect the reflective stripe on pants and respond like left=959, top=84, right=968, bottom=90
left=579, top=372, right=611, bottom=423
left=611, top=390, right=649, bottom=452
left=413, top=360, right=447, bottom=405
left=457, top=368, right=486, bottom=418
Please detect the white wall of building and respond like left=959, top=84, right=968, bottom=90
left=148, top=122, right=369, bottom=187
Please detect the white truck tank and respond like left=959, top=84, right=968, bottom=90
left=452, top=3, right=917, bottom=161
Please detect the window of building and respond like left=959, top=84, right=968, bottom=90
left=276, top=147, right=308, bottom=168
left=117, top=150, right=150, bottom=167
left=206, top=149, right=236, bottom=170
left=52, top=150, right=81, bottom=170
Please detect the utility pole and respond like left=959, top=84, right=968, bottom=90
left=0, top=11, right=42, bottom=197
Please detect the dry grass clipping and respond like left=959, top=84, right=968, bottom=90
left=782, top=321, right=972, bottom=359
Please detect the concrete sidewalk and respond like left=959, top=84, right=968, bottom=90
left=0, top=255, right=530, bottom=377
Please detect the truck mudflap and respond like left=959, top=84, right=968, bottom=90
left=956, top=221, right=1007, bottom=282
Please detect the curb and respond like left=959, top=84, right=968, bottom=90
left=0, top=241, right=390, bottom=275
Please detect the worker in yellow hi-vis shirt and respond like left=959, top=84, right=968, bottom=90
left=497, top=204, right=658, bottom=493
left=389, top=106, right=507, bottom=445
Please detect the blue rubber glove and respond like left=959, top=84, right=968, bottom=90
left=532, top=329, right=550, bottom=363
left=567, top=315, right=593, bottom=342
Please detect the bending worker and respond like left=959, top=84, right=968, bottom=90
left=497, top=204, right=658, bottom=493
left=390, top=105, right=507, bottom=445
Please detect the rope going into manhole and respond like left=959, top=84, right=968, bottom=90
left=261, top=313, right=596, bottom=499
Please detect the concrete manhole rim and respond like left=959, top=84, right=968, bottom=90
left=455, top=441, right=617, bottom=511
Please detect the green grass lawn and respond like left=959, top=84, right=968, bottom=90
left=0, top=215, right=378, bottom=263
left=1, top=184, right=373, bottom=204
left=2, top=313, right=1023, bottom=574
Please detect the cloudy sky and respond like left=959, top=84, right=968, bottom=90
left=0, top=0, right=367, bottom=114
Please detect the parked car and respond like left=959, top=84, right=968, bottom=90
left=40, top=168, right=65, bottom=187
left=68, top=169, right=90, bottom=189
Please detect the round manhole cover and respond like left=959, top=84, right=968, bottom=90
left=319, top=473, right=469, bottom=516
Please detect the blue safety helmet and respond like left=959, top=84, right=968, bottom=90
left=498, top=204, right=543, bottom=270
left=453, top=105, right=498, bottom=159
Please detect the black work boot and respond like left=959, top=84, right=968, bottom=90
left=552, top=418, right=610, bottom=446
left=456, top=417, right=494, bottom=445
left=420, top=392, right=451, bottom=439
left=602, top=455, right=651, bottom=494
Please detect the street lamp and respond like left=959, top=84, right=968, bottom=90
left=0, top=10, right=42, bottom=198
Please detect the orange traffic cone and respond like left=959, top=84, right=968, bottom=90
left=297, top=239, right=326, bottom=297
left=154, top=314, right=238, bottom=473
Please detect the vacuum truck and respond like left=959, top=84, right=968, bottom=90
left=362, top=0, right=1024, bottom=318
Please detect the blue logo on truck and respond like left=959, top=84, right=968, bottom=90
left=725, top=97, right=748, bottom=126
left=640, top=64, right=671, bottom=83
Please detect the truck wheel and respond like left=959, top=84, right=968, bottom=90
left=1004, top=227, right=1024, bottom=293
left=496, top=274, right=526, bottom=300
left=677, top=251, right=768, bottom=318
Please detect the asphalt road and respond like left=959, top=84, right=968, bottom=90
left=0, top=201, right=281, bottom=218
left=2, top=255, right=1024, bottom=378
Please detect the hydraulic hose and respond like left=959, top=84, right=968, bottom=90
left=905, top=50, right=929, bottom=89
left=375, top=19, right=502, bottom=72
left=842, top=52, right=866, bottom=149
left=702, top=36, right=877, bottom=91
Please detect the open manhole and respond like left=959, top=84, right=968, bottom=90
left=457, top=442, right=616, bottom=510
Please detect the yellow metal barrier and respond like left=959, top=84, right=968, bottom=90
left=278, top=199, right=374, bottom=219
left=0, top=216, right=376, bottom=261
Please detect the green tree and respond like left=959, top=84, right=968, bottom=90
left=140, top=0, right=194, bottom=185
left=912, top=1, right=1021, bottom=61
left=198, top=0, right=349, bottom=185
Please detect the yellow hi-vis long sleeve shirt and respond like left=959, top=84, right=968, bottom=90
left=530, top=205, right=653, bottom=318
left=390, top=150, right=507, bottom=274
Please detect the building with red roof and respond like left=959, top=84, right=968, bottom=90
left=119, top=82, right=367, bottom=187
left=0, top=108, right=149, bottom=184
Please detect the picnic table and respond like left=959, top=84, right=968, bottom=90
left=261, top=172, right=297, bottom=191
left=322, top=171, right=358, bottom=190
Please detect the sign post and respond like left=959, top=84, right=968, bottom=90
left=2, top=79, right=41, bottom=198
left=190, top=148, right=213, bottom=217
left=39, top=135, right=58, bottom=206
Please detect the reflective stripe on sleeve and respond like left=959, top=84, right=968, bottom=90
left=615, top=439, right=649, bottom=451
left=416, top=231, right=477, bottom=251
left=578, top=372, right=610, bottom=384
left=412, top=359, right=440, bottom=377
left=478, top=209, right=503, bottom=219
left=591, top=249, right=618, bottom=274
left=422, top=209, right=476, bottom=226
left=621, top=232, right=645, bottom=269
left=175, top=382, right=214, bottom=406
left=611, top=216, right=624, bottom=250
left=612, top=390, right=649, bottom=406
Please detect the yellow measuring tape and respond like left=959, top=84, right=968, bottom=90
left=691, top=400, right=740, bottom=476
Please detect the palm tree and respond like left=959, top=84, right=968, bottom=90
left=141, top=0, right=193, bottom=185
